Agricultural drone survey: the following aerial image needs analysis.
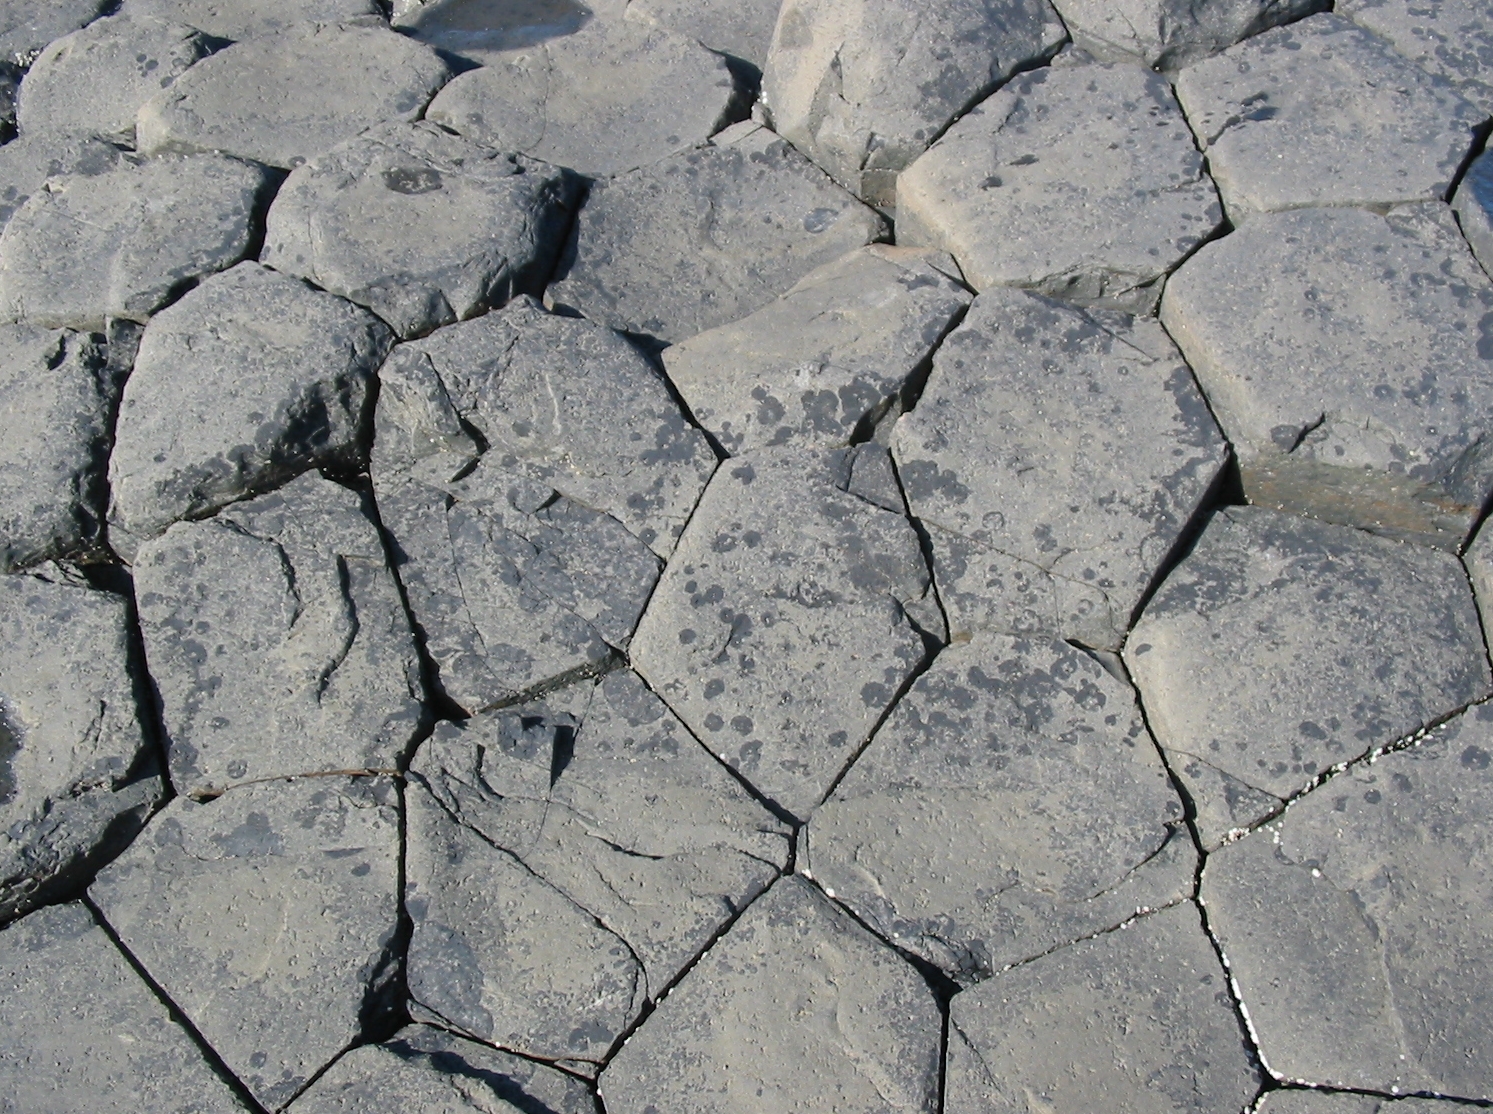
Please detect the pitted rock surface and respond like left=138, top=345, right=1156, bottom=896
left=122, top=0, right=382, bottom=40
left=1049, top=0, right=1327, bottom=70
left=0, top=129, right=124, bottom=230
left=625, top=0, right=783, bottom=70
left=1453, top=149, right=1493, bottom=279
left=0, top=0, right=107, bottom=66
left=1340, top=0, right=1493, bottom=114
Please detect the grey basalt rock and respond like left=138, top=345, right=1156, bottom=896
left=599, top=876, right=943, bottom=1114
left=891, top=287, right=1228, bottom=652
left=944, top=903, right=1260, bottom=1114
left=806, top=631, right=1192, bottom=983
left=405, top=672, right=791, bottom=1071
left=1126, top=506, right=1492, bottom=848
left=761, top=0, right=1065, bottom=205
left=424, top=18, right=743, bottom=179
left=1161, top=203, right=1493, bottom=548
left=108, top=261, right=394, bottom=555
left=0, top=902, right=247, bottom=1113
left=0, top=129, right=124, bottom=231
left=0, top=152, right=272, bottom=331
left=1257, top=1097, right=1476, bottom=1114
left=1048, top=0, right=1328, bottom=70
left=0, top=572, right=161, bottom=926
left=1340, top=0, right=1493, bottom=115
left=392, top=0, right=597, bottom=61
left=122, top=0, right=382, bottom=40
left=897, top=61, right=1222, bottom=312
left=134, top=473, right=426, bottom=796
left=663, top=245, right=971, bottom=454
left=263, top=120, right=577, bottom=339
left=0, top=0, right=107, bottom=66
left=548, top=121, right=887, bottom=344
left=135, top=21, right=452, bottom=169
left=371, top=297, right=714, bottom=714
left=1202, top=705, right=1493, bottom=1098
left=1174, top=14, right=1483, bottom=222
left=1453, top=150, right=1493, bottom=280
left=625, top=0, right=783, bottom=69
left=91, top=776, right=403, bottom=1111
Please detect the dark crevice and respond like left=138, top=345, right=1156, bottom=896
left=1259, top=1081, right=1493, bottom=1109
left=1446, top=117, right=1492, bottom=202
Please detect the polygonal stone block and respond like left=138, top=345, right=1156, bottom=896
left=1049, top=0, right=1327, bottom=70
left=1339, top=0, right=1493, bottom=115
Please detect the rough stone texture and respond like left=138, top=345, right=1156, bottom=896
left=263, top=121, right=576, bottom=339
left=1126, top=506, right=1491, bottom=848
left=631, top=446, right=939, bottom=820
left=0, top=573, right=160, bottom=926
left=761, top=0, right=1064, bottom=205
left=122, top=0, right=382, bottom=40
left=1050, top=0, right=1327, bottom=70
left=91, top=776, right=402, bottom=1111
left=0, top=902, right=247, bottom=1113
left=134, top=473, right=426, bottom=796
left=0, top=0, right=106, bottom=66
left=897, top=61, right=1221, bottom=312
left=425, top=18, right=742, bottom=179
left=625, top=0, right=783, bottom=69
left=1202, top=706, right=1493, bottom=1099
left=108, top=261, right=393, bottom=555
left=892, top=287, right=1228, bottom=652
left=944, top=903, right=1260, bottom=1114
left=1161, top=203, right=1493, bottom=549
left=806, top=631, right=1191, bottom=983
left=371, top=296, right=714, bottom=713
left=0, top=152, right=272, bottom=331
left=548, top=122, right=887, bottom=344
left=1174, top=15, right=1483, bottom=222
left=1257, top=1097, right=1475, bottom=1114
left=1340, top=0, right=1493, bottom=115
left=1452, top=150, right=1493, bottom=280
left=135, top=21, right=452, bottom=170
left=287, top=1025, right=596, bottom=1113
left=406, top=672, right=790, bottom=1070
left=0, top=129, right=124, bottom=231
left=16, top=13, right=210, bottom=143
left=0, top=325, right=117, bottom=570
left=600, top=876, right=943, bottom=1114
left=663, top=245, right=972, bottom=454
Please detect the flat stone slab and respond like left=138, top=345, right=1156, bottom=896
left=0, top=0, right=106, bottom=65
left=287, top=1024, right=595, bottom=1113
left=1257, top=1096, right=1474, bottom=1114
left=945, top=903, right=1259, bottom=1114
left=1049, top=0, right=1327, bottom=69
left=600, top=876, right=943, bottom=1114
left=263, top=120, right=576, bottom=338
left=1341, top=0, right=1493, bottom=114
left=761, top=0, right=1064, bottom=204
left=806, top=631, right=1191, bottom=983
left=0, top=129, right=124, bottom=230
left=122, top=0, right=382, bottom=40
left=0, top=902, right=246, bottom=1113
left=630, top=446, right=938, bottom=820
left=897, top=60, right=1221, bottom=312
left=1174, top=14, right=1483, bottom=221
left=625, top=0, right=782, bottom=69
left=548, top=121, right=886, bottom=344
left=892, top=287, right=1227, bottom=651
left=425, top=17, right=742, bottom=179
left=135, top=21, right=452, bottom=169
left=1126, top=506, right=1491, bottom=848
left=1453, top=150, right=1493, bottom=279
left=406, top=672, right=790, bottom=1070
left=1202, top=706, right=1493, bottom=1098
left=371, top=296, right=714, bottom=713
left=663, top=245, right=971, bottom=453
left=91, top=775, right=402, bottom=1110
left=0, top=152, right=272, bottom=330
left=1161, top=203, right=1493, bottom=548
left=108, top=261, right=393, bottom=554
left=134, top=473, right=426, bottom=796
left=0, top=572, right=160, bottom=925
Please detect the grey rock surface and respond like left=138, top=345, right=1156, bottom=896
left=108, top=261, right=393, bottom=554
left=425, top=18, right=742, bottom=179
left=760, top=0, right=1065, bottom=205
left=0, top=902, right=247, bottom=1113
left=392, top=0, right=600, bottom=61
left=1161, top=203, right=1493, bottom=548
left=1453, top=150, right=1493, bottom=280
left=548, top=122, right=887, bottom=344
left=287, top=1024, right=596, bottom=1113
left=371, top=296, right=714, bottom=713
left=263, top=120, right=576, bottom=339
left=0, top=129, right=124, bottom=231
left=944, top=903, right=1259, bottom=1114
left=0, top=0, right=106, bottom=66
left=1340, top=0, right=1493, bottom=115
left=630, top=446, right=938, bottom=820
left=806, top=631, right=1191, bottom=982
left=892, top=287, right=1228, bottom=652
left=1174, top=14, right=1483, bottom=222
left=1202, top=705, right=1493, bottom=1098
left=663, top=245, right=971, bottom=454
left=134, top=473, right=426, bottom=796
left=16, top=12, right=210, bottom=143
left=1257, top=1097, right=1474, bottom=1114
left=91, top=776, right=403, bottom=1110
left=897, top=61, right=1221, bottom=312
left=1126, top=506, right=1491, bottom=848
left=600, top=875, right=943, bottom=1114
left=1049, top=0, right=1327, bottom=70
left=122, top=0, right=382, bottom=40
left=0, top=152, right=271, bottom=330
left=135, top=21, right=452, bottom=169
left=624, top=0, right=782, bottom=69
left=0, top=573, right=160, bottom=925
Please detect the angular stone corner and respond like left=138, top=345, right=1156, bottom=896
left=1452, top=149, right=1493, bottom=280
left=625, top=0, right=783, bottom=69
left=1049, top=0, right=1328, bottom=70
